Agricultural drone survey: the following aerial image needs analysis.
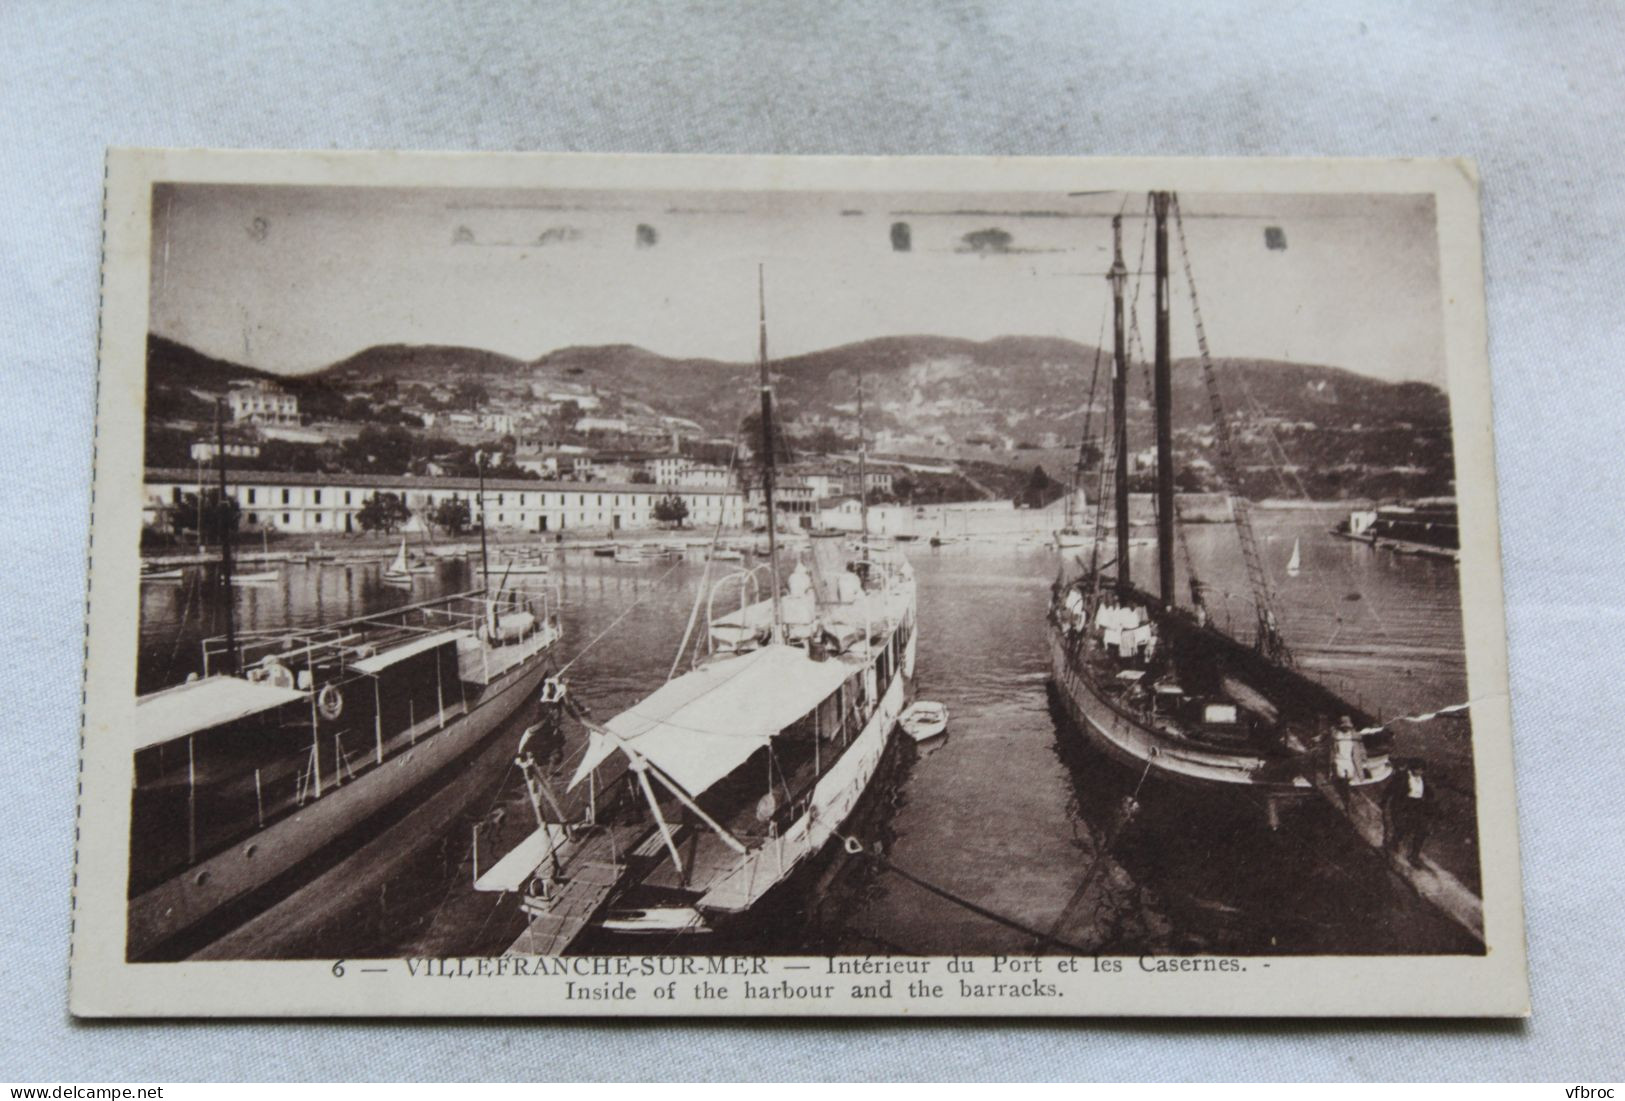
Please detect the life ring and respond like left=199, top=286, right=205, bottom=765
left=317, top=683, right=344, bottom=721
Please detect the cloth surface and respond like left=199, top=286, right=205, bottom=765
left=3, top=0, right=1622, bottom=1082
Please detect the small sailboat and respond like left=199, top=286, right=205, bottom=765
left=900, top=700, right=949, bottom=742
left=380, top=540, right=416, bottom=586
left=1286, top=537, right=1302, bottom=577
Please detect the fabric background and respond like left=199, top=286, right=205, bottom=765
left=3, top=0, right=1621, bottom=1082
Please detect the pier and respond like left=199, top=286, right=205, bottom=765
left=1310, top=771, right=1484, bottom=945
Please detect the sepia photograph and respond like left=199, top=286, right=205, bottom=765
left=72, top=151, right=1523, bottom=1016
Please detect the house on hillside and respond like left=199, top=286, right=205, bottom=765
left=226, top=381, right=299, bottom=427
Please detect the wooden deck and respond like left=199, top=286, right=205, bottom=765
left=499, top=823, right=647, bottom=956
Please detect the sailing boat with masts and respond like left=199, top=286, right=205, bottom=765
left=1048, top=193, right=1393, bottom=818
left=480, top=270, right=918, bottom=952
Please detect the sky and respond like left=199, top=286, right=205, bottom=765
left=148, top=183, right=1446, bottom=387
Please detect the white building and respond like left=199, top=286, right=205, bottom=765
left=648, top=455, right=690, bottom=485
left=477, top=411, right=518, bottom=435
left=226, top=381, right=299, bottom=426
left=143, top=468, right=745, bottom=535
left=677, top=461, right=734, bottom=489
left=542, top=390, right=601, bottom=411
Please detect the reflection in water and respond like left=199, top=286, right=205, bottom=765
left=137, top=510, right=1479, bottom=957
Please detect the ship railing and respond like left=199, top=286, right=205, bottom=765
left=200, top=585, right=558, bottom=678
left=703, top=566, right=763, bottom=654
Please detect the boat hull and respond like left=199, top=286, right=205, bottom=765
left=697, top=626, right=915, bottom=918
left=1047, top=620, right=1314, bottom=799
left=127, top=642, right=555, bottom=960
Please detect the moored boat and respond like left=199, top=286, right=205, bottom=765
left=483, top=269, right=918, bottom=954
left=899, top=700, right=949, bottom=741
left=1048, top=194, right=1392, bottom=820
left=128, top=425, right=564, bottom=961
left=496, top=559, right=551, bottom=575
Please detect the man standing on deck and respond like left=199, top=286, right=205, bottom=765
left=1331, top=715, right=1365, bottom=790
left=1383, top=759, right=1434, bottom=867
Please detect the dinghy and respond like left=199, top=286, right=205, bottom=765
left=899, top=700, right=949, bottom=742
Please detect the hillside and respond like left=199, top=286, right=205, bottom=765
left=144, top=332, right=1456, bottom=498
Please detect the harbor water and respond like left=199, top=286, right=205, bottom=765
left=137, top=507, right=1481, bottom=958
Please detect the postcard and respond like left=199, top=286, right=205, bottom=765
left=71, top=150, right=1526, bottom=1016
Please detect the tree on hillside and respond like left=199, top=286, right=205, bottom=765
left=740, top=410, right=791, bottom=465
left=452, top=380, right=488, bottom=410
left=631, top=469, right=655, bottom=484
left=357, top=492, right=411, bottom=534
left=802, top=426, right=850, bottom=454
left=169, top=489, right=241, bottom=545
left=431, top=496, right=472, bottom=536
left=342, top=425, right=417, bottom=474
left=552, top=400, right=583, bottom=432
left=1018, top=464, right=1062, bottom=508
left=653, top=495, right=690, bottom=528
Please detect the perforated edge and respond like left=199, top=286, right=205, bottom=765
left=69, top=151, right=115, bottom=990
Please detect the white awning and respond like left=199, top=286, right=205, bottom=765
left=569, top=644, right=852, bottom=796
left=473, top=825, right=558, bottom=892
left=134, top=676, right=309, bottom=751
left=351, top=630, right=471, bottom=675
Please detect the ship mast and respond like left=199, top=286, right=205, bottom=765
left=857, top=364, right=869, bottom=545
left=476, top=449, right=491, bottom=594
left=1108, top=214, right=1131, bottom=595
left=214, top=399, right=239, bottom=674
left=757, top=266, right=784, bottom=640
left=1152, top=191, right=1177, bottom=608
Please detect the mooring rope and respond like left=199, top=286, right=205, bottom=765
left=835, top=831, right=1096, bottom=955
left=555, top=556, right=686, bottom=676
left=1350, top=700, right=1474, bottom=738
left=1044, top=756, right=1154, bottom=943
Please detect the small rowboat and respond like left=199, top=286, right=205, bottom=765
left=498, top=561, right=551, bottom=575
left=140, top=567, right=185, bottom=582
left=899, top=700, right=949, bottom=742
left=230, top=570, right=279, bottom=585
left=599, top=906, right=709, bottom=936
left=612, top=545, right=643, bottom=564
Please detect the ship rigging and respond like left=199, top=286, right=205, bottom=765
left=1048, top=191, right=1394, bottom=812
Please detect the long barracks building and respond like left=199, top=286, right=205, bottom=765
left=143, top=468, right=746, bottom=535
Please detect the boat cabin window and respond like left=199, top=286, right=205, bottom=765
left=129, top=702, right=312, bottom=896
